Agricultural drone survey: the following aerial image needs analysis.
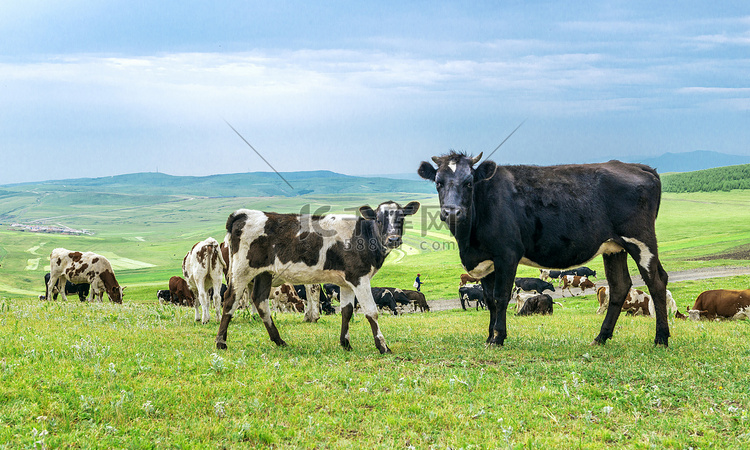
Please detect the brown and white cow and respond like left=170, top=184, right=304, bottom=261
left=688, top=289, right=750, bottom=320
left=216, top=201, right=419, bottom=354
left=47, top=248, right=124, bottom=303
left=168, top=276, right=195, bottom=307
left=561, top=275, right=595, bottom=297
left=596, top=286, right=676, bottom=317
left=269, top=283, right=305, bottom=313
left=460, top=273, right=481, bottom=286
left=183, top=237, right=226, bottom=324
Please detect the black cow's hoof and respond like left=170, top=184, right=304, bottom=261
left=216, top=341, right=228, bottom=350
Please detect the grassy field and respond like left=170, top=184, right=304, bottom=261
left=1, top=181, right=749, bottom=447
left=1, top=275, right=749, bottom=448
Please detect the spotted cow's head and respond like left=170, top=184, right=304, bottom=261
left=418, top=151, right=496, bottom=231
left=359, top=201, right=420, bottom=249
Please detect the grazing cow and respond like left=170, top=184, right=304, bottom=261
left=561, top=275, right=596, bottom=296
left=42, top=272, right=90, bottom=302
left=270, top=283, right=305, bottom=312
left=460, top=273, right=482, bottom=286
left=459, top=284, right=485, bottom=310
left=168, top=276, right=195, bottom=307
left=403, top=289, right=430, bottom=312
left=514, top=277, right=555, bottom=294
left=539, top=269, right=567, bottom=282
left=516, top=294, right=554, bottom=316
left=688, top=289, right=750, bottom=320
left=157, top=289, right=171, bottom=304
left=418, top=151, right=670, bottom=347
left=47, top=248, right=124, bottom=303
left=560, top=266, right=597, bottom=278
left=380, top=287, right=412, bottom=307
left=216, top=201, right=420, bottom=353
left=183, top=237, right=226, bottom=324
left=369, top=287, right=399, bottom=315
left=596, top=286, right=677, bottom=317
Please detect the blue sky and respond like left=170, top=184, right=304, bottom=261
left=1, top=1, right=749, bottom=184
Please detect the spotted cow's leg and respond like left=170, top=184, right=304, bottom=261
left=251, top=273, right=286, bottom=347
left=594, top=250, right=631, bottom=345
left=338, top=286, right=356, bottom=350
left=627, top=239, right=670, bottom=346
left=353, top=280, right=390, bottom=354
left=211, top=278, right=223, bottom=322
left=216, top=281, right=241, bottom=350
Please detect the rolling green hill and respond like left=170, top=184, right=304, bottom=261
left=661, top=163, right=750, bottom=193
left=2, top=170, right=435, bottom=198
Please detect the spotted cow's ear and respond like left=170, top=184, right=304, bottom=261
left=474, top=160, right=497, bottom=182
left=402, top=201, right=420, bottom=216
left=359, top=205, right=377, bottom=220
left=417, top=161, right=437, bottom=181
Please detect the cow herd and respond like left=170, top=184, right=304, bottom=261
left=38, top=153, right=749, bottom=354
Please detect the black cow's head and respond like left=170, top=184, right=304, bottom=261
left=418, top=151, right=496, bottom=231
left=359, top=201, right=420, bottom=249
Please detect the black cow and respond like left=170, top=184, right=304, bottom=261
left=516, top=294, right=554, bottom=316
left=514, top=277, right=555, bottom=294
left=459, top=285, right=485, bottom=310
left=419, top=151, right=669, bottom=347
left=380, top=287, right=411, bottom=306
left=42, top=272, right=90, bottom=302
left=217, top=201, right=419, bottom=354
left=157, top=289, right=171, bottom=303
left=369, top=288, right=399, bottom=315
left=561, top=266, right=597, bottom=278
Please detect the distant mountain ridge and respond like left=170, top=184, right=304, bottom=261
left=1, top=170, right=435, bottom=198
left=631, top=150, right=750, bottom=173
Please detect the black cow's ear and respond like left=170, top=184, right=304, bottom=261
left=474, top=160, right=497, bottom=182
left=359, top=205, right=377, bottom=220
left=417, top=161, right=437, bottom=181
left=402, top=201, right=420, bottom=216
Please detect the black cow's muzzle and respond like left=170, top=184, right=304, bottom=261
left=440, top=206, right=466, bottom=224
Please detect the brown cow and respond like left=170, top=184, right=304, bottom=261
left=460, top=273, right=481, bottom=286
left=403, top=289, right=430, bottom=312
left=168, top=276, right=195, bottom=307
left=561, top=275, right=595, bottom=297
left=688, top=289, right=750, bottom=320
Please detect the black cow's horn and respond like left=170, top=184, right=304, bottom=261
left=431, top=156, right=441, bottom=165
left=471, top=152, right=483, bottom=165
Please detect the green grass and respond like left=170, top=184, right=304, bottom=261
left=1, top=276, right=749, bottom=448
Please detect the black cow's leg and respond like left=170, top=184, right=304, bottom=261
left=635, top=251, right=670, bottom=347
left=487, top=263, right=518, bottom=346
left=594, top=251, right=631, bottom=345
left=251, top=273, right=286, bottom=347
left=216, top=282, right=238, bottom=350
left=480, top=275, right=497, bottom=343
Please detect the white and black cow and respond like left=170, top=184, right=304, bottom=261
left=419, top=151, right=670, bottom=347
left=514, top=277, right=555, bottom=294
left=47, top=248, right=123, bottom=303
left=216, top=201, right=420, bottom=354
left=183, top=237, right=226, bottom=324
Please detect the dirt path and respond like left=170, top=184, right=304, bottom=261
left=423, top=265, right=750, bottom=313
